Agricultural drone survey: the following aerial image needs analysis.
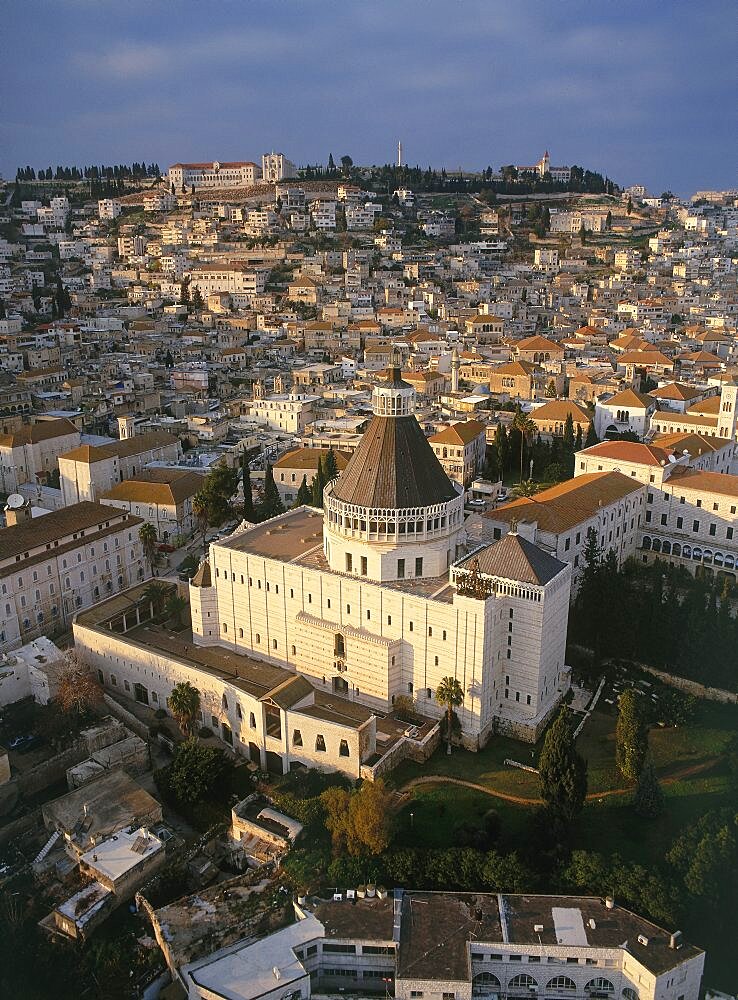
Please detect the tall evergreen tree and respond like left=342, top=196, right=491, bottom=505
left=323, top=447, right=339, bottom=482
left=241, top=454, right=255, bottom=521
left=633, top=753, right=664, bottom=818
left=311, top=456, right=326, bottom=507
left=494, top=423, right=509, bottom=473
left=584, top=422, right=598, bottom=447
left=616, top=689, right=649, bottom=782
left=295, top=474, right=311, bottom=507
left=260, top=464, right=285, bottom=521
left=538, top=707, right=588, bottom=823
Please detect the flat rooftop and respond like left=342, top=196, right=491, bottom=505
left=219, top=506, right=457, bottom=603
left=312, top=895, right=395, bottom=942
left=185, top=911, right=323, bottom=1000
left=80, top=826, right=164, bottom=884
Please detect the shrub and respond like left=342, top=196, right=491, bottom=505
left=154, top=708, right=167, bottom=720
left=198, top=726, right=214, bottom=738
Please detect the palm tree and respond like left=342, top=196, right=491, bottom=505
left=192, top=491, right=210, bottom=557
left=139, top=522, right=158, bottom=577
left=142, top=581, right=169, bottom=617
left=165, top=592, right=188, bottom=629
left=435, top=676, right=464, bottom=754
left=512, top=407, right=537, bottom=486
left=167, top=681, right=200, bottom=739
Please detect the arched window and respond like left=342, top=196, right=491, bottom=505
left=473, top=972, right=501, bottom=996
left=642, top=536, right=652, bottom=550
left=586, top=980, right=615, bottom=996
left=672, top=542, right=681, bottom=557
left=509, top=974, right=538, bottom=991
left=652, top=538, right=661, bottom=552
left=692, top=546, right=702, bottom=561
left=334, top=633, right=345, bottom=656
left=713, top=552, right=724, bottom=566
left=682, top=544, right=691, bottom=559
left=547, top=978, right=577, bottom=992
left=661, top=540, right=671, bottom=555
left=622, top=989, right=638, bottom=1000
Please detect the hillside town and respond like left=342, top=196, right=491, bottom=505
left=0, top=147, right=736, bottom=1000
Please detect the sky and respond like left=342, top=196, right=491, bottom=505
left=1, top=0, right=736, bottom=196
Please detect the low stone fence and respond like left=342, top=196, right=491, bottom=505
left=14, top=741, right=86, bottom=797
left=102, top=693, right=152, bottom=740
left=637, top=664, right=738, bottom=705
left=504, top=758, right=539, bottom=774
left=360, top=722, right=441, bottom=781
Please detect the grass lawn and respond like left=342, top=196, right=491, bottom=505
left=392, top=700, right=736, bottom=799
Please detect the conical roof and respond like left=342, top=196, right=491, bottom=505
left=458, top=532, right=565, bottom=586
left=332, top=415, right=457, bottom=509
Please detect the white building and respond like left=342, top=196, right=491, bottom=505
left=185, top=262, right=268, bottom=297
left=248, top=392, right=318, bottom=434
left=0, top=499, right=147, bottom=653
left=174, top=891, right=704, bottom=1000
left=261, top=153, right=298, bottom=184
left=98, top=199, right=122, bottom=221
left=168, top=161, right=261, bottom=190
left=0, top=417, right=81, bottom=493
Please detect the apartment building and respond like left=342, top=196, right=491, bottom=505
left=483, top=471, right=645, bottom=585
left=98, top=199, right=122, bottom=221
left=59, top=429, right=182, bottom=505
left=185, top=262, right=269, bottom=297
left=273, top=447, right=351, bottom=505
left=0, top=499, right=147, bottom=653
left=0, top=417, right=81, bottom=493
left=429, top=419, right=487, bottom=486
left=99, top=469, right=204, bottom=542
left=248, top=393, right=319, bottom=434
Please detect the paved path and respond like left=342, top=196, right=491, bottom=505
left=396, top=756, right=719, bottom=808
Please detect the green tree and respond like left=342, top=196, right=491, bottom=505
left=163, top=740, right=229, bottom=804
left=633, top=753, right=664, bottom=818
left=311, top=455, right=326, bottom=507
left=139, top=521, right=158, bottom=577
left=538, top=707, right=588, bottom=823
left=192, top=490, right=209, bottom=556
left=584, top=422, right=598, bottom=447
left=435, top=676, right=464, bottom=753
left=260, top=463, right=285, bottom=521
left=347, top=779, right=393, bottom=855
left=321, top=785, right=352, bottom=853
left=616, top=689, right=648, bottom=782
left=494, top=423, right=510, bottom=473
left=512, top=407, right=536, bottom=484
left=143, top=580, right=169, bottom=616
left=191, top=285, right=204, bottom=311
left=295, top=474, right=311, bottom=507
left=545, top=379, right=557, bottom=398
left=165, top=592, right=188, bottom=629
left=323, top=447, right=339, bottom=483
left=167, top=680, right=201, bottom=738
left=241, top=454, right=255, bottom=521
left=196, top=464, right=239, bottom=529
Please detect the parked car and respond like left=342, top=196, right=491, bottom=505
left=9, top=733, right=43, bottom=754
left=158, top=543, right=176, bottom=553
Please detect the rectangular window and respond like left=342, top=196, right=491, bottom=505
left=292, top=729, right=302, bottom=747
left=677, top=516, right=683, bottom=528
left=361, top=555, right=367, bottom=575
left=709, top=523, right=716, bottom=536
left=693, top=520, right=699, bottom=532
left=415, top=556, right=423, bottom=576
left=397, top=558, right=405, bottom=578
left=345, top=553, right=352, bottom=572
left=315, top=734, right=326, bottom=752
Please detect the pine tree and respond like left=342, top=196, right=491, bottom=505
left=633, top=753, right=664, bottom=818
left=584, top=422, right=598, bottom=447
left=574, top=426, right=583, bottom=452
left=311, top=456, right=326, bottom=507
left=241, top=454, right=255, bottom=521
left=616, top=689, right=649, bottom=782
left=260, top=464, right=285, bottom=521
left=0, top=297, right=5, bottom=320
left=494, top=422, right=510, bottom=473
left=295, top=474, right=311, bottom=507
left=538, top=706, right=588, bottom=823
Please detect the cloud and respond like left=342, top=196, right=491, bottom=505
left=71, top=29, right=302, bottom=80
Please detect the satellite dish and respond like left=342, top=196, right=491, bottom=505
left=6, top=494, right=25, bottom=510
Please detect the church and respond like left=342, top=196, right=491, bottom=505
left=74, top=364, right=572, bottom=778
left=190, top=362, right=572, bottom=746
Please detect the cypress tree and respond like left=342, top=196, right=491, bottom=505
left=295, top=475, right=311, bottom=507
left=584, top=422, right=599, bottom=447
left=311, top=456, right=326, bottom=507
left=323, top=447, right=339, bottom=482
left=633, top=753, right=664, bottom=818
left=241, top=455, right=255, bottom=521
left=260, top=464, right=285, bottom=521
left=538, top=707, right=588, bottom=823
left=616, top=689, right=649, bottom=782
